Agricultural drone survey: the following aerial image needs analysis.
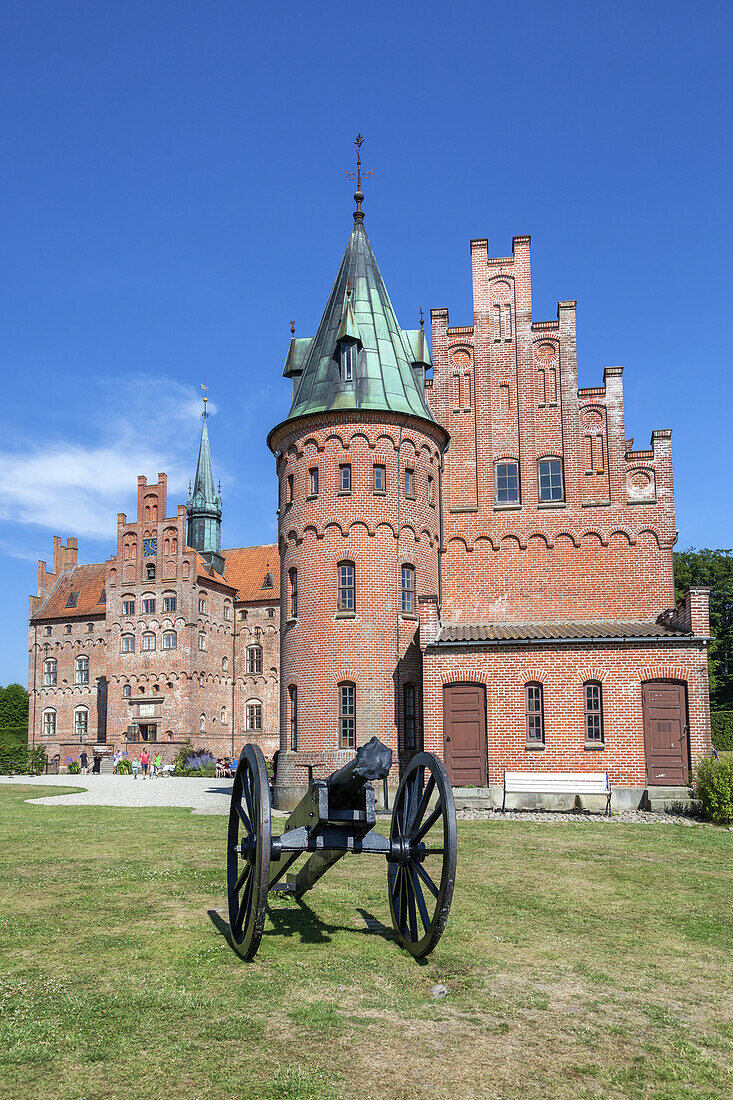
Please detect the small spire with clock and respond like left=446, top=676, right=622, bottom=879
left=186, top=382, right=224, bottom=574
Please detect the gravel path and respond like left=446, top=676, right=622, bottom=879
left=0, top=774, right=716, bottom=826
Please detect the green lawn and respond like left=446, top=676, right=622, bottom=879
left=0, top=786, right=731, bottom=1100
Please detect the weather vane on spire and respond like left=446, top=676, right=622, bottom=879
left=346, top=132, right=373, bottom=219
left=201, top=378, right=208, bottom=418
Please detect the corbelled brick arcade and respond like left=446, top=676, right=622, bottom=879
left=28, top=185, right=711, bottom=809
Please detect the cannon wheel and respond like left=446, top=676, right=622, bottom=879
left=387, top=752, right=457, bottom=957
left=227, top=744, right=271, bottom=959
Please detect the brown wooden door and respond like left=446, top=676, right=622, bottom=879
left=443, top=683, right=487, bottom=786
left=642, top=682, right=689, bottom=785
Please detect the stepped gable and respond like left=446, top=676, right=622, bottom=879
left=275, top=213, right=437, bottom=431
left=31, top=563, right=107, bottom=620
left=222, top=544, right=280, bottom=600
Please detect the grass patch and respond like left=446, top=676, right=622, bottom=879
left=0, top=784, right=731, bottom=1099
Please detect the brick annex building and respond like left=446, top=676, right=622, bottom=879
left=29, top=184, right=712, bottom=809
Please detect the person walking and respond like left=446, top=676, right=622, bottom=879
left=131, top=756, right=139, bottom=780
left=153, top=752, right=162, bottom=777
left=92, top=751, right=101, bottom=774
left=140, top=748, right=150, bottom=779
left=79, top=750, right=88, bottom=776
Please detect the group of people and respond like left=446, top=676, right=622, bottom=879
left=78, top=750, right=102, bottom=775
left=114, top=748, right=163, bottom=778
left=215, top=758, right=237, bottom=778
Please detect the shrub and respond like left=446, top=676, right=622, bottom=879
left=67, top=761, right=81, bottom=775
left=0, top=740, right=46, bottom=775
left=183, top=751, right=216, bottom=771
left=173, top=738, right=194, bottom=770
left=711, top=711, right=733, bottom=753
left=693, top=755, right=733, bottom=825
left=117, top=759, right=132, bottom=775
left=175, top=763, right=216, bottom=778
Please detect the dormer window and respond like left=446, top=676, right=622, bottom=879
left=340, top=340, right=357, bottom=382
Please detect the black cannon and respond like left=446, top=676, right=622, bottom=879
left=226, top=737, right=457, bottom=960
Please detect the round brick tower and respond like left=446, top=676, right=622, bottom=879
left=268, top=178, right=448, bottom=809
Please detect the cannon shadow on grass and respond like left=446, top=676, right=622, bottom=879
left=207, top=899, right=410, bottom=959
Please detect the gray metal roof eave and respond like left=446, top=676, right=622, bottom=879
left=425, top=633, right=708, bottom=649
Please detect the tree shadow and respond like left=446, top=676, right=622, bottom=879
left=207, top=898, right=403, bottom=960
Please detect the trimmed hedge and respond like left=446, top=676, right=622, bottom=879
left=711, top=711, right=733, bottom=753
left=693, top=755, right=733, bottom=824
left=0, top=741, right=46, bottom=776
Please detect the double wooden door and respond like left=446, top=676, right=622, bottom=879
left=642, top=682, right=689, bottom=785
left=443, top=683, right=487, bottom=786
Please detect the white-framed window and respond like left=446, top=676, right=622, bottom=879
left=373, top=464, right=386, bottom=493
left=42, top=708, right=56, bottom=737
left=123, top=684, right=131, bottom=698
left=224, top=603, right=231, bottom=621
left=338, top=562, right=355, bottom=611
left=495, top=460, right=520, bottom=504
left=538, top=458, right=564, bottom=503
left=404, top=467, right=414, bottom=498
left=245, top=701, right=262, bottom=731
left=122, top=599, right=135, bottom=616
left=199, top=713, right=205, bottom=732
left=309, top=468, right=319, bottom=496
left=289, top=568, right=298, bottom=618
left=222, top=657, right=228, bottom=672
left=163, top=595, right=176, bottom=613
left=142, top=597, right=155, bottom=614
left=163, top=631, right=177, bottom=650
left=75, top=655, right=89, bottom=684
left=199, top=597, right=207, bottom=613
left=400, top=565, right=415, bottom=613
left=339, top=464, right=352, bottom=492
left=142, top=632, right=156, bottom=651
left=44, top=626, right=52, bottom=636
left=341, top=340, right=357, bottom=381
left=43, top=658, right=57, bottom=686
left=74, top=707, right=88, bottom=742
left=198, top=633, right=206, bottom=651
left=339, top=683, right=356, bottom=748
left=246, top=645, right=263, bottom=674
left=122, top=634, right=135, bottom=653
left=220, top=706, right=227, bottom=725
left=289, top=685, right=297, bottom=751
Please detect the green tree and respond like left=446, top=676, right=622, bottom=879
left=0, top=683, right=29, bottom=735
left=674, top=549, right=733, bottom=710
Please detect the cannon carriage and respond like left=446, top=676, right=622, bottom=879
left=227, top=737, right=457, bottom=960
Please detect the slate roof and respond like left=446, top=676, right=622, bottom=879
left=275, top=214, right=440, bottom=433
left=31, top=563, right=107, bottom=621
left=221, top=544, right=280, bottom=601
left=433, top=621, right=692, bottom=645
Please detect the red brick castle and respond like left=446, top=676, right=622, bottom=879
left=28, top=173, right=711, bottom=809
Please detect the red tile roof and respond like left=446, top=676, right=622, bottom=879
left=222, top=544, right=279, bottom=602
left=32, top=563, right=107, bottom=621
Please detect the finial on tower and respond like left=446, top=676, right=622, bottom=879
left=290, top=320, right=295, bottom=337
left=201, top=377, right=208, bottom=419
left=346, top=131, right=373, bottom=221
left=346, top=277, right=352, bottom=298
left=419, top=306, right=425, bottom=330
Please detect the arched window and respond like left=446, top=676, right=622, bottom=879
left=220, top=706, right=227, bottom=725
left=121, top=634, right=135, bottom=653
left=289, top=685, right=298, bottom=751
left=75, top=656, right=89, bottom=684
left=584, top=682, right=604, bottom=744
left=289, top=568, right=298, bottom=618
left=43, top=658, right=57, bottom=687
left=223, top=602, right=231, bottom=621
left=267, top=607, right=274, bottom=619
left=400, top=565, right=415, bottom=613
left=246, top=646, right=262, bottom=674
left=161, top=630, right=176, bottom=651
left=199, top=713, right=205, bottom=732
left=142, top=632, right=156, bottom=652
left=122, top=597, right=135, bottom=616
left=245, top=700, right=262, bottom=731
left=146, top=563, right=156, bottom=581
left=123, top=684, right=131, bottom=698
left=495, top=459, right=520, bottom=504
left=538, top=458, right=564, bottom=503
left=142, top=594, right=155, bottom=614
left=74, top=707, right=88, bottom=742
left=222, top=657, right=228, bottom=672
left=525, top=683, right=544, bottom=744
left=162, top=594, right=176, bottom=613
left=198, top=633, right=207, bottom=651
left=340, top=340, right=357, bottom=381
left=403, top=683, right=417, bottom=750
left=339, top=682, right=356, bottom=748
left=42, top=708, right=56, bottom=737
left=338, top=561, right=355, bottom=611
left=166, top=731, right=173, bottom=741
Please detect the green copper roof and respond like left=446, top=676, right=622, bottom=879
left=186, top=411, right=224, bottom=573
left=283, top=336, right=313, bottom=379
left=280, top=217, right=438, bottom=427
left=189, top=414, right=219, bottom=512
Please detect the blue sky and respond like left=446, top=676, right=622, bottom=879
left=1, top=0, right=730, bottom=685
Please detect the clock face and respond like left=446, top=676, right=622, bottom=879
left=143, top=538, right=157, bottom=557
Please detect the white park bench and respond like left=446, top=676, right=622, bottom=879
left=502, top=771, right=611, bottom=816
left=160, top=764, right=176, bottom=777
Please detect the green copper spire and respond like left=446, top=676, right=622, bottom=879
left=186, top=398, right=224, bottom=574
left=272, top=136, right=440, bottom=438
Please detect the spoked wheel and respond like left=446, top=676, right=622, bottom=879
left=387, top=752, right=457, bottom=957
left=227, top=744, right=271, bottom=959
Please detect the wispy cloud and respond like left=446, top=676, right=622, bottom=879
left=0, top=377, right=210, bottom=540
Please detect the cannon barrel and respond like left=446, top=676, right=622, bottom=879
left=326, top=736, right=392, bottom=809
